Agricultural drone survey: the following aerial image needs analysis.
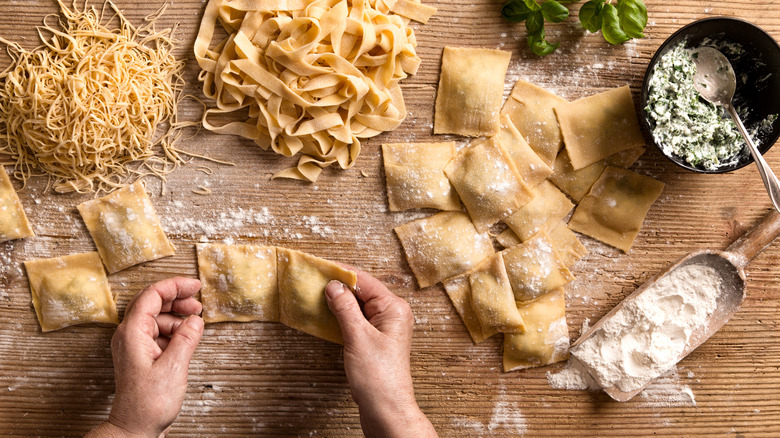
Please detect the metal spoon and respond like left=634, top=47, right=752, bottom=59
left=570, top=210, right=780, bottom=402
left=692, top=47, right=780, bottom=213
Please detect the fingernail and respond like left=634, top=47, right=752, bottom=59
left=185, top=315, right=204, bottom=330
left=326, top=280, right=346, bottom=299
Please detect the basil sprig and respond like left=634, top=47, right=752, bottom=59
left=502, top=0, right=648, bottom=56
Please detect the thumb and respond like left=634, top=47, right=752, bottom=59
left=158, top=315, right=204, bottom=371
left=325, top=280, right=369, bottom=344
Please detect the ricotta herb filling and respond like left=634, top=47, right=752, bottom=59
left=645, top=42, right=776, bottom=170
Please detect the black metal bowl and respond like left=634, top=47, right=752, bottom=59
left=640, top=17, right=780, bottom=173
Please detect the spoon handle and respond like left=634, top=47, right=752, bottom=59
left=726, top=104, right=780, bottom=213
left=725, top=209, right=780, bottom=269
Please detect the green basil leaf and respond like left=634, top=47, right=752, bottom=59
left=601, top=3, right=630, bottom=44
left=502, top=0, right=533, bottom=22
left=529, top=32, right=560, bottom=56
left=578, top=0, right=604, bottom=33
left=525, top=10, right=545, bottom=34
left=617, top=0, right=648, bottom=39
left=522, top=0, right=542, bottom=11
left=541, top=0, right=569, bottom=23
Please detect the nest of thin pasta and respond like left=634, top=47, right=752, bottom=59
left=0, top=1, right=187, bottom=193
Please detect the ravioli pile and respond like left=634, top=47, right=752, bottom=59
left=387, top=46, right=665, bottom=372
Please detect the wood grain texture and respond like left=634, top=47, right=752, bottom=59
left=1, top=0, right=780, bottom=436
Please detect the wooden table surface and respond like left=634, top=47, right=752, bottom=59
left=1, top=0, right=779, bottom=436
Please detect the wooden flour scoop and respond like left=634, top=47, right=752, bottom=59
left=570, top=210, right=780, bottom=402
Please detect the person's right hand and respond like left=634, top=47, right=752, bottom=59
left=325, top=269, right=438, bottom=438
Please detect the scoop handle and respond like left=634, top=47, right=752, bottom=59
left=726, top=210, right=780, bottom=268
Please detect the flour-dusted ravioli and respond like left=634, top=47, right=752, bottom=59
left=495, top=228, right=522, bottom=249
left=501, top=79, right=568, bottom=165
left=549, top=147, right=645, bottom=202
left=382, top=142, right=461, bottom=211
left=276, top=248, right=357, bottom=344
left=434, top=46, right=511, bottom=136
left=0, top=165, right=34, bottom=242
left=555, top=86, right=645, bottom=170
left=503, top=288, right=568, bottom=371
left=78, top=181, right=175, bottom=273
left=503, top=181, right=574, bottom=242
left=569, top=166, right=665, bottom=252
left=548, top=222, right=588, bottom=267
left=502, top=232, right=574, bottom=302
left=24, top=252, right=118, bottom=332
left=469, top=253, right=525, bottom=334
left=444, top=138, right=534, bottom=232
left=197, top=243, right=279, bottom=323
left=395, top=211, right=494, bottom=288
left=496, top=114, right=553, bottom=188
left=443, top=275, right=497, bottom=343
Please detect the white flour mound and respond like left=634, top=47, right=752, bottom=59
left=570, top=264, right=723, bottom=392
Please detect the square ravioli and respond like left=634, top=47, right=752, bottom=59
left=469, top=253, right=526, bottom=334
left=276, top=247, right=357, bottom=344
left=555, top=85, right=645, bottom=170
left=503, top=288, right=569, bottom=372
left=443, top=275, right=497, bottom=344
left=548, top=222, right=588, bottom=267
left=0, top=165, right=34, bottom=242
left=501, top=79, right=568, bottom=165
left=549, top=147, right=646, bottom=202
left=568, top=166, right=665, bottom=252
left=395, top=211, right=494, bottom=288
left=502, top=232, right=574, bottom=302
left=497, top=114, right=553, bottom=189
left=78, top=181, right=175, bottom=273
left=434, top=46, right=511, bottom=136
left=503, top=181, right=574, bottom=242
left=382, top=142, right=461, bottom=211
left=24, top=252, right=118, bottom=332
left=197, top=243, right=279, bottom=323
left=444, top=138, right=534, bottom=232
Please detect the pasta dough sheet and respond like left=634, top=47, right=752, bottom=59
left=503, top=288, right=568, bottom=372
left=548, top=222, right=588, bottom=267
left=445, top=138, right=534, bottom=232
left=469, top=253, right=526, bottom=334
left=549, top=147, right=646, bottom=202
left=24, top=252, right=118, bottom=332
left=0, top=165, right=34, bottom=242
left=434, top=46, right=511, bottom=136
left=277, top=247, right=357, bottom=344
left=443, top=275, right=497, bottom=344
left=503, top=180, right=574, bottom=242
left=197, top=243, right=279, bottom=323
left=78, top=181, right=175, bottom=273
left=568, top=166, right=665, bottom=252
left=395, top=211, right=494, bottom=288
left=194, top=0, right=431, bottom=181
left=502, top=232, right=574, bottom=302
left=497, top=114, right=553, bottom=189
left=501, top=79, right=568, bottom=165
left=382, top=142, right=461, bottom=211
left=495, top=228, right=522, bottom=249
left=555, top=85, right=645, bottom=170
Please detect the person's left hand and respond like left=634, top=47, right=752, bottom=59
left=86, top=277, right=204, bottom=438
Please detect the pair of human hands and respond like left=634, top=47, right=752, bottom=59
left=88, top=269, right=436, bottom=437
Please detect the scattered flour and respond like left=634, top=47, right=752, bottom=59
left=571, top=264, right=723, bottom=393
left=451, top=389, right=527, bottom=436
left=638, top=368, right=697, bottom=407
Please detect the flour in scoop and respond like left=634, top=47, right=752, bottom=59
left=571, top=264, right=723, bottom=393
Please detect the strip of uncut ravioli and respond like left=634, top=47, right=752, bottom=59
left=197, top=243, right=356, bottom=344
